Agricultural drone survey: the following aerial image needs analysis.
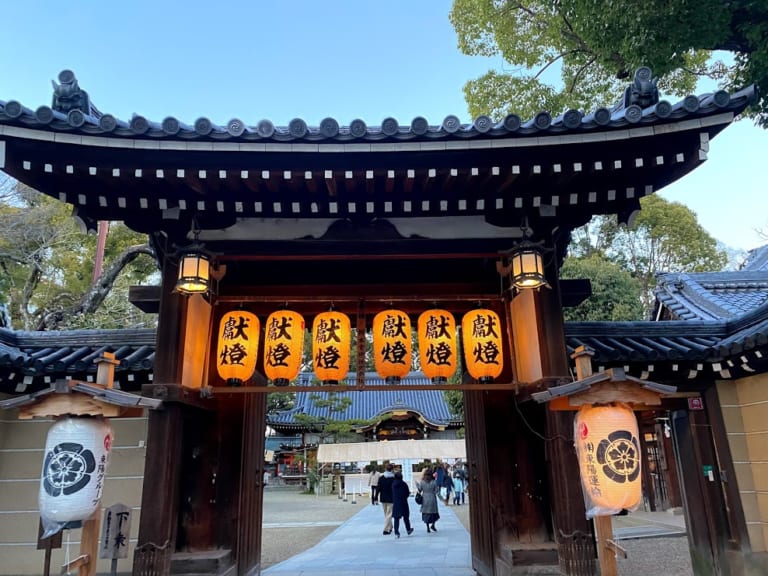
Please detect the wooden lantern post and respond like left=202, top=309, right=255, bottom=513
left=2, top=352, right=161, bottom=576
left=572, top=348, right=622, bottom=576
left=533, top=345, right=677, bottom=576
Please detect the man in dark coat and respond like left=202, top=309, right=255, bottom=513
left=377, top=463, right=396, bottom=535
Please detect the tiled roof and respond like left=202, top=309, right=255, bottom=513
left=0, top=327, right=155, bottom=393
left=742, top=244, right=768, bottom=272
left=655, top=245, right=768, bottom=321
left=563, top=321, right=724, bottom=362
left=716, top=300, right=768, bottom=357
left=0, top=71, right=755, bottom=145
left=267, top=372, right=458, bottom=429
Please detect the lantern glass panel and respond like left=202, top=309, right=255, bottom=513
left=511, top=248, right=546, bottom=289
left=176, top=252, right=210, bottom=294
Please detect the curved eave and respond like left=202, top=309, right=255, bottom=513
left=372, top=407, right=449, bottom=429
left=0, top=91, right=751, bottom=237
left=0, top=85, right=753, bottom=144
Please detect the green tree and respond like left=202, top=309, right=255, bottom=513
left=0, top=177, right=157, bottom=330
left=560, top=254, right=644, bottom=321
left=267, top=392, right=295, bottom=415
left=450, top=0, right=768, bottom=125
left=567, top=195, right=726, bottom=315
left=293, top=392, right=371, bottom=444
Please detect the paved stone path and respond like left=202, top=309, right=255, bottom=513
left=263, top=497, right=474, bottom=576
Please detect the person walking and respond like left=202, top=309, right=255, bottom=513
left=416, top=468, right=440, bottom=533
left=452, top=472, right=465, bottom=505
left=391, top=471, right=414, bottom=538
left=367, top=466, right=380, bottom=505
left=440, top=463, right=453, bottom=504
left=377, top=463, right=396, bottom=535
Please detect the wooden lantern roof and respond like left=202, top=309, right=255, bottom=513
left=0, top=70, right=755, bottom=265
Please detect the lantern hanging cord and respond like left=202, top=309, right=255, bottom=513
left=191, top=215, right=201, bottom=243
left=513, top=395, right=570, bottom=443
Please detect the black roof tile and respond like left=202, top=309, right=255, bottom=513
left=267, top=372, right=458, bottom=429
left=655, top=245, right=768, bottom=321
left=0, top=70, right=756, bottom=145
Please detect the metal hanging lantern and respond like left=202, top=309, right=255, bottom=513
left=510, top=244, right=547, bottom=289
left=175, top=250, right=210, bottom=294
left=574, top=403, right=642, bottom=518
left=372, top=309, right=412, bottom=383
left=461, top=309, right=504, bottom=382
left=264, top=310, right=305, bottom=386
left=216, top=310, right=260, bottom=386
left=312, top=310, right=351, bottom=384
left=417, top=309, right=457, bottom=384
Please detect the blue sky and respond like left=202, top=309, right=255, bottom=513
left=1, top=0, right=765, bottom=252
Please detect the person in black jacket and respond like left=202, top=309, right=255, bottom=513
left=377, top=463, right=396, bottom=535
left=391, top=471, right=414, bottom=538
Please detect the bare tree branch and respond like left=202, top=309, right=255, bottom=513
left=36, top=244, right=156, bottom=330
left=568, top=56, right=597, bottom=94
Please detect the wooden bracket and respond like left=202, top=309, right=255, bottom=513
left=60, top=554, right=89, bottom=574
left=606, top=538, right=628, bottom=559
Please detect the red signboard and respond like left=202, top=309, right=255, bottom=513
left=688, top=397, right=704, bottom=411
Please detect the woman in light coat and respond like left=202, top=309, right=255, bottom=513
left=416, top=468, right=440, bottom=533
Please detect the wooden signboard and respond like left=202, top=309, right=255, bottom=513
left=99, top=503, right=132, bottom=559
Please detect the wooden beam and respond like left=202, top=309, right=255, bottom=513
left=566, top=382, right=664, bottom=407
left=594, top=516, right=620, bottom=576
left=95, top=352, right=119, bottom=389
left=18, top=394, right=121, bottom=419
left=79, top=509, right=100, bottom=576
left=204, top=382, right=523, bottom=395
left=549, top=395, right=663, bottom=412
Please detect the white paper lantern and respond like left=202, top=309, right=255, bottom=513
left=39, top=417, right=113, bottom=523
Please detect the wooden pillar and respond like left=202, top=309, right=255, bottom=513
left=510, top=265, right=592, bottom=574
left=235, top=393, right=267, bottom=575
left=134, top=259, right=186, bottom=574
left=672, top=388, right=749, bottom=576
left=464, top=387, right=494, bottom=576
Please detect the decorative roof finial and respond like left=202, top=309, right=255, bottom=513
left=51, top=69, right=99, bottom=117
left=617, top=66, right=659, bottom=111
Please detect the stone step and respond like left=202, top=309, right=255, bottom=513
left=170, top=549, right=233, bottom=575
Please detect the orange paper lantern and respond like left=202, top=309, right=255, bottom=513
left=216, top=310, right=260, bottom=385
left=312, top=311, right=351, bottom=384
left=264, top=310, right=305, bottom=385
left=372, top=309, right=412, bottom=383
left=461, top=309, right=503, bottom=382
left=574, top=403, right=642, bottom=518
left=417, top=309, right=457, bottom=383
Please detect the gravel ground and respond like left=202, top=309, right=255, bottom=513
left=261, top=488, right=362, bottom=569
left=261, top=488, right=694, bottom=575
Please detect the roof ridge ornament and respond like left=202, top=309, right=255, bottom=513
left=51, top=70, right=101, bottom=118
left=614, top=66, right=659, bottom=112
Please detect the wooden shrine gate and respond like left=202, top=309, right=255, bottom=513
left=0, top=68, right=755, bottom=575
